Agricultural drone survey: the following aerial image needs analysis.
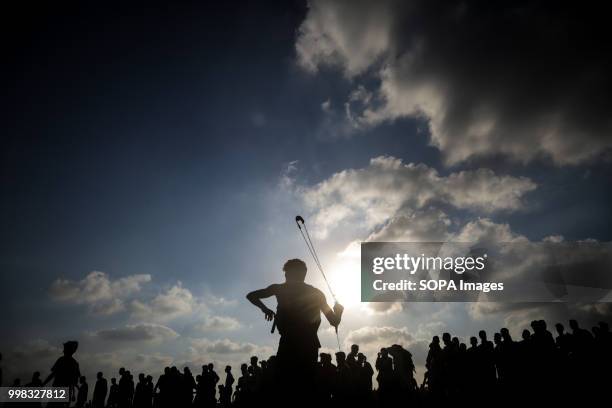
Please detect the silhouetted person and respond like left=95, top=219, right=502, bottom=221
left=181, top=367, right=195, bottom=407
left=347, top=344, right=359, bottom=368
left=75, top=375, right=88, bottom=408
left=315, top=353, right=336, bottom=404
left=43, top=340, right=80, bottom=404
left=224, top=365, right=234, bottom=400
left=356, top=352, right=373, bottom=393
left=154, top=367, right=170, bottom=408
left=24, top=372, right=43, bottom=408
left=477, top=330, right=496, bottom=391
left=107, top=377, right=119, bottom=408
left=376, top=347, right=393, bottom=405
left=133, top=373, right=147, bottom=408
left=92, top=372, right=107, bottom=408
left=246, top=258, right=343, bottom=400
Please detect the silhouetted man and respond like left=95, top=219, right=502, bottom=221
left=107, top=378, right=119, bottom=408
left=75, top=376, right=88, bottom=408
left=92, top=372, right=107, bottom=408
left=246, top=258, right=343, bottom=396
left=43, top=340, right=80, bottom=404
left=347, top=344, right=359, bottom=368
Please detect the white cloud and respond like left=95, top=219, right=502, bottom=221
left=196, top=316, right=242, bottom=331
left=49, top=271, right=151, bottom=315
left=95, top=323, right=179, bottom=342
left=300, top=156, right=535, bottom=237
left=130, top=282, right=199, bottom=322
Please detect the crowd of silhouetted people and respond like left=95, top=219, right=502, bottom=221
left=1, top=319, right=610, bottom=407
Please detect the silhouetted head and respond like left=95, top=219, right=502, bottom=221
left=320, top=353, right=331, bottom=364
left=207, top=363, right=214, bottom=370
left=432, top=336, right=440, bottom=344
left=470, top=336, right=477, bottom=347
left=351, top=344, right=359, bottom=354
left=555, top=323, right=564, bottom=335
left=459, top=343, right=467, bottom=352
left=478, top=330, right=487, bottom=341
left=139, top=373, right=145, bottom=382
left=164, top=367, right=170, bottom=375
left=63, top=341, right=78, bottom=356
left=146, top=375, right=153, bottom=383
left=111, top=378, right=116, bottom=385
left=283, top=259, right=307, bottom=282
left=522, top=329, right=531, bottom=340
left=442, top=332, right=451, bottom=344
left=494, top=333, right=502, bottom=345
left=357, top=353, right=366, bottom=363
left=539, top=320, right=547, bottom=330
left=592, top=326, right=600, bottom=337
left=240, top=363, right=248, bottom=375
left=569, top=319, right=579, bottom=331
left=336, top=351, right=346, bottom=365
left=380, top=348, right=389, bottom=357
left=225, top=366, right=231, bottom=373
left=119, top=368, right=125, bottom=375
left=452, top=337, right=459, bottom=346
left=250, top=356, right=258, bottom=365
left=500, top=327, right=509, bottom=337
left=97, top=372, right=103, bottom=380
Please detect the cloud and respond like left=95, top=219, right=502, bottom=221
left=300, top=156, right=535, bottom=237
left=187, top=338, right=273, bottom=357
left=362, top=302, right=403, bottom=316
left=297, top=0, right=612, bottom=164
left=49, top=271, right=151, bottom=315
left=130, top=282, right=199, bottom=322
left=345, top=326, right=414, bottom=347
left=196, top=316, right=242, bottom=331
left=95, top=323, right=179, bottom=342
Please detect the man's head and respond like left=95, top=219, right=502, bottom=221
left=335, top=351, right=346, bottom=365
left=357, top=353, right=366, bottom=363
left=250, top=356, right=258, bottom=365
left=350, top=344, right=359, bottom=354
left=97, top=372, right=103, bottom=380
left=283, top=259, right=307, bottom=282
left=63, top=341, right=78, bottom=356
left=569, top=319, right=579, bottom=331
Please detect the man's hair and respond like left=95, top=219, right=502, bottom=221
left=283, top=258, right=307, bottom=281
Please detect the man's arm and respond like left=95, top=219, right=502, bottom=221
left=320, top=292, right=343, bottom=328
left=246, top=285, right=278, bottom=321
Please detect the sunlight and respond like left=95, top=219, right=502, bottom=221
left=328, top=245, right=362, bottom=308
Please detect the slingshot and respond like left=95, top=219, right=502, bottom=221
left=295, top=215, right=341, bottom=351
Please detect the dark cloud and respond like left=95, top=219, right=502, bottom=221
left=298, top=0, right=612, bottom=164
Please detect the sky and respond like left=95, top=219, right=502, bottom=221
left=2, top=0, right=612, bottom=383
